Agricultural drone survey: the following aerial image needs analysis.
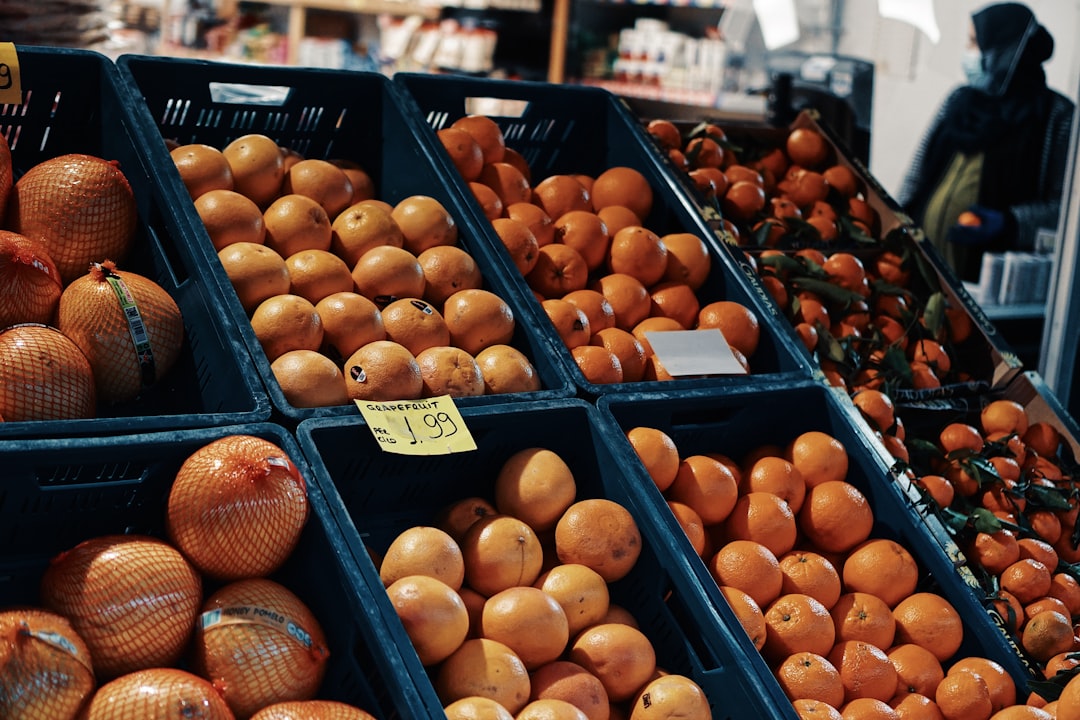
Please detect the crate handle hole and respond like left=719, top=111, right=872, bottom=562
left=209, top=83, right=293, bottom=107
left=464, top=97, right=529, bottom=118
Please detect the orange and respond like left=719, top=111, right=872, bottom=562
left=392, top=195, right=458, bottom=255
left=787, top=128, right=831, bottom=170
left=947, top=657, right=1015, bottom=712
left=1056, top=673, right=1080, bottom=720
left=494, top=447, right=576, bottom=533
left=534, top=563, right=609, bottom=637
left=822, top=254, right=867, bottom=294
left=416, top=346, right=485, bottom=398
left=591, top=273, right=651, bottom=332
left=725, top=491, right=798, bottom=557
left=786, top=433, right=851, bottom=490
left=648, top=281, right=700, bottom=330
left=1022, top=609, right=1074, bottom=661
left=719, top=585, right=766, bottom=651
left=852, top=389, right=895, bottom=434
left=591, top=327, right=647, bottom=383
left=626, top=674, right=711, bottom=719
left=793, top=699, right=844, bottom=720
left=386, top=574, right=469, bottom=666
left=543, top=298, right=592, bottom=350
left=444, top=697, right=514, bottom=720
left=222, top=133, right=285, bottom=208
left=479, top=162, right=531, bottom=209
left=470, top=179, right=505, bottom=221
left=910, top=340, right=952, bottom=377
left=281, top=158, right=353, bottom=218
left=315, top=291, right=385, bottom=360
left=696, top=301, right=760, bottom=358
left=830, top=591, right=895, bottom=649
left=435, top=638, right=529, bottom=713
left=891, top=593, right=963, bottom=662
left=626, top=426, right=680, bottom=493
left=507, top=202, right=555, bottom=247
left=686, top=136, right=724, bottom=169
left=380, top=297, right=449, bottom=355
left=555, top=498, right=641, bottom=583
left=461, top=514, right=544, bottom=597
left=218, top=241, right=291, bottom=314
left=829, top=640, right=898, bottom=704
left=492, top=217, right=540, bottom=275
left=330, top=159, right=376, bottom=205
left=436, top=497, right=498, bottom=544
left=171, top=142, right=234, bottom=199
left=563, top=289, right=616, bottom=335
left=250, top=293, right=323, bottom=361
left=443, top=289, right=515, bottom=356
left=887, top=643, right=944, bottom=700
left=1000, top=558, right=1053, bottom=605
left=285, top=248, right=354, bottom=305
left=330, top=200, right=405, bottom=267
left=795, top=323, right=820, bottom=354
left=888, top=693, right=943, bottom=719
left=590, top=167, right=653, bottom=221
left=343, top=339, right=423, bottom=401
left=646, top=119, right=682, bottom=150
left=262, top=193, right=333, bottom=257
left=841, top=699, right=901, bottom=719
left=474, top=344, right=542, bottom=395
left=1044, top=650, right=1080, bottom=678
left=969, top=529, right=1020, bottom=576
left=661, top=233, right=711, bottom=290
left=532, top=175, right=592, bottom=223
left=779, top=550, right=842, bottom=610
left=987, top=708, right=1053, bottom=720
left=780, top=169, right=831, bottom=209
left=763, top=593, right=836, bottom=662
left=914, top=475, right=954, bottom=509
left=438, top=126, right=485, bottom=181
left=568, top=623, right=656, bottom=702
left=554, top=210, right=609, bottom=272
left=822, top=165, right=859, bottom=198
left=744, top=457, right=806, bottom=513
left=351, top=245, right=426, bottom=304
left=571, top=345, right=623, bottom=385
left=527, top=243, right=590, bottom=298
left=934, top=671, right=991, bottom=720
left=502, top=148, right=531, bottom=185
left=516, top=699, right=588, bottom=720
left=708, top=540, right=783, bottom=608
left=798, top=481, right=874, bottom=554
left=451, top=116, right=506, bottom=165
left=1023, top=422, right=1061, bottom=458
left=776, top=651, right=845, bottom=707
left=480, top=586, right=568, bottom=670
left=1049, top=572, right=1080, bottom=616
left=990, top=590, right=1025, bottom=633
left=417, top=245, right=483, bottom=307
left=270, top=349, right=349, bottom=408
left=529, top=660, right=611, bottom=720
left=721, top=180, right=766, bottom=222
left=195, top=188, right=265, bottom=250
left=980, top=400, right=1029, bottom=437
left=607, top=226, right=668, bottom=287
left=726, top=164, right=764, bottom=187
left=668, top=454, right=740, bottom=526
left=842, top=539, right=919, bottom=609
left=596, top=205, right=643, bottom=237
left=1023, top=595, right=1070, bottom=625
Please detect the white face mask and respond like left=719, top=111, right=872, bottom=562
left=962, top=48, right=987, bottom=87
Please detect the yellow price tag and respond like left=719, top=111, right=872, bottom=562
left=354, top=395, right=477, bottom=455
left=0, top=43, right=22, bottom=105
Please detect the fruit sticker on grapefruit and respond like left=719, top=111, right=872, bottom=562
left=355, top=395, right=477, bottom=455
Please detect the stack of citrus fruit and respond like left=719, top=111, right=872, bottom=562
left=626, top=421, right=1078, bottom=718
left=1, top=434, right=379, bottom=720
left=434, top=114, right=767, bottom=385
left=170, top=132, right=542, bottom=407
left=0, top=134, right=186, bottom=422
left=374, top=445, right=714, bottom=719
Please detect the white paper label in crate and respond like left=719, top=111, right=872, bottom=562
left=209, top=82, right=292, bottom=106
left=646, top=329, right=749, bottom=377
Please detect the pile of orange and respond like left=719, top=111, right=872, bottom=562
left=435, top=114, right=765, bottom=385
left=626, top=422, right=1080, bottom=718
left=374, top=446, right=714, bottom=719
left=170, top=133, right=541, bottom=407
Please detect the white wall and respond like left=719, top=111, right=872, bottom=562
left=834, top=0, right=1080, bottom=199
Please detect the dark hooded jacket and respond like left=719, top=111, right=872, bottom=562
left=897, top=2, right=1075, bottom=281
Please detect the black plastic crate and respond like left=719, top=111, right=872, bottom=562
left=596, top=383, right=1042, bottom=699
left=115, top=54, right=575, bottom=425
left=393, top=73, right=814, bottom=398
left=296, top=398, right=793, bottom=719
left=0, top=422, right=432, bottom=720
left=0, top=46, right=269, bottom=438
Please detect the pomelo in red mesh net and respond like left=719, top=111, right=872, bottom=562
left=250, top=700, right=377, bottom=719
left=0, top=131, right=11, bottom=218
left=8, top=153, right=138, bottom=285
left=0, top=230, right=61, bottom=327
left=0, top=323, right=96, bottom=421
left=81, top=668, right=234, bottom=720
left=192, top=577, right=329, bottom=719
left=0, top=607, right=96, bottom=720
left=167, top=434, right=309, bottom=581
left=40, top=534, right=202, bottom=679
left=57, top=261, right=183, bottom=405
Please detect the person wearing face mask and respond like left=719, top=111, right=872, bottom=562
left=897, top=2, right=1075, bottom=283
